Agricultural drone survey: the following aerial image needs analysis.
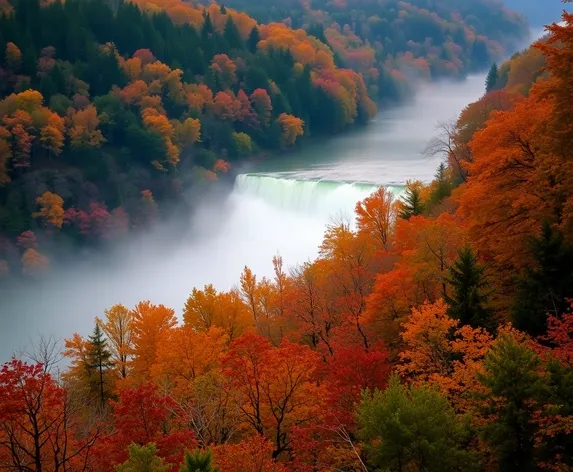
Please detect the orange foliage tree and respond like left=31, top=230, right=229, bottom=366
left=222, top=333, right=323, bottom=458
left=277, top=113, right=304, bottom=146
left=130, top=301, right=177, bottom=380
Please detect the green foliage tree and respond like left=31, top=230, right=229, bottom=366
left=115, top=443, right=169, bottom=472
left=399, top=185, right=424, bottom=219
left=247, top=26, right=260, bottom=53
left=485, top=62, right=499, bottom=92
left=445, top=246, right=494, bottom=330
left=180, top=449, right=219, bottom=472
left=477, top=335, right=547, bottom=472
left=512, top=222, right=573, bottom=336
left=537, top=357, right=573, bottom=469
left=87, top=322, right=115, bottom=407
left=430, top=162, right=452, bottom=204
left=224, top=16, right=244, bottom=50
left=357, top=376, right=478, bottom=472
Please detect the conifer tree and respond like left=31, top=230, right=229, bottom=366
left=115, top=443, right=168, bottom=472
left=477, top=335, right=547, bottom=471
left=87, top=322, right=114, bottom=407
left=357, top=376, right=478, bottom=471
left=247, top=26, right=261, bottom=54
left=512, top=222, right=573, bottom=336
left=485, top=62, right=499, bottom=92
left=399, top=185, right=424, bottom=219
left=180, top=449, right=219, bottom=472
left=224, top=16, right=244, bottom=50
left=430, top=162, right=452, bottom=204
left=445, top=246, right=494, bottom=330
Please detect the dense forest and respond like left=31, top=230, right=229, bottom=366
left=1, top=2, right=573, bottom=470
left=0, top=0, right=527, bottom=278
left=196, top=0, right=527, bottom=86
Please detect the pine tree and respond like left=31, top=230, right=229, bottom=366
left=445, top=246, right=494, bottom=330
left=307, top=23, right=328, bottom=44
left=87, top=322, right=114, bottom=407
left=116, top=443, right=169, bottom=472
left=485, top=62, right=499, bottom=92
left=247, top=26, right=260, bottom=54
left=399, top=185, right=424, bottom=219
left=201, top=12, right=214, bottom=39
left=220, top=4, right=226, bottom=14
left=430, top=162, right=452, bottom=204
left=224, top=16, right=244, bottom=50
left=357, top=376, right=478, bottom=471
left=477, top=335, right=547, bottom=471
left=180, top=449, right=219, bottom=472
left=512, top=222, right=573, bottom=336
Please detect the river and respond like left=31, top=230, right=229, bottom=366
left=0, top=74, right=492, bottom=361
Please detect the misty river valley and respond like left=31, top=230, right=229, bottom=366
left=0, top=74, right=489, bottom=359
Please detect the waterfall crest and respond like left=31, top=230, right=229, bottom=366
left=234, top=174, right=402, bottom=218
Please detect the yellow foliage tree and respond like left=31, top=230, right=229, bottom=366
left=184, top=285, right=253, bottom=341
left=67, top=105, right=105, bottom=148
left=34, top=191, right=64, bottom=229
left=97, top=304, right=134, bottom=379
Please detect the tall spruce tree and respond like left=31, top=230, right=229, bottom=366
left=445, top=246, right=494, bottom=330
left=430, top=162, right=452, bottom=204
left=477, top=335, right=547, bottom=472
left=357, top=376, right=478, bottom=472
left=512, top=222, right=573, bottom=336
left=87, top=322, right=114, bottom=407
left=247, top=26, right=260, bottom=54
left=180, top=449, right=219, bottom=472
left=399, top=185, right=424, bottom=219
left=224, top=16, right=243, bottom=50
left=485, top=62, right=499, bottom=92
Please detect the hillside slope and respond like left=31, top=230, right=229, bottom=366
left=196, top=0, right=528, bottom=98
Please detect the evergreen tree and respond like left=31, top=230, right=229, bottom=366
left=512, top=222, right=573, bottom=336
left=445, top=246, right=494, bottom=330
left=180, top=449, right=219, bottom=472
left=115, top=443, right=168, bottom=472
left=357, top=376, right=478, bottom=472
left=220, top=4, right=227, bottom=15
left=224, top=16, right=244, bottom=50
left=538, top=358, right=573, bottom=469
left=247, top=26, right=260, bottom=54
left=201, top=12, right=214, bottom=47
left=477, top=335, right=548, bottom=472
left=87, top=322, right=114, bottom=407
left=307, top=23, right=328, bottom=44
left=485, top=62, right=499, bottom=92
left=430, top=162, right=452, bottom=204
left=399, top=185, right=424, bottom=219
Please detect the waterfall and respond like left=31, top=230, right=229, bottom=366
left=234, top=174, right=403, bottom=219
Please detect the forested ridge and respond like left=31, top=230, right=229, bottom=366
left=0, top=0, right=527, bottom=277
left=2, top=3, right=573, bottom=470
left=196, top=0, right=527, bottom=87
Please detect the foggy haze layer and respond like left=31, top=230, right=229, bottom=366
left=0, top=72, right=488, bottom=361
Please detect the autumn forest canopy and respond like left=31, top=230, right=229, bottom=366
left=2, top=0, right=573, bottom=471
left=0, top=0, right=529, bottom=276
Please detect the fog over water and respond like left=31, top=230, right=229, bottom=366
left=0, top=72, right=492, bottom=361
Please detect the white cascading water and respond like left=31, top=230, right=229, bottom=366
left=233, top=174, right=400, bottom=218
